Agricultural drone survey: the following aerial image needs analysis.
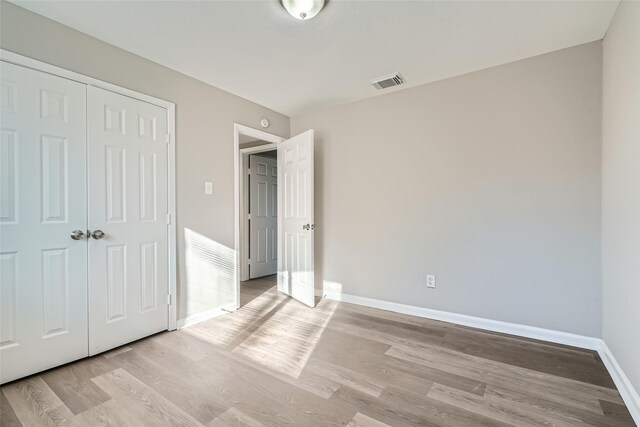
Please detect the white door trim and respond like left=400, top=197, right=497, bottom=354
left=234, top=124, right=285, bottom=308
left=1, top=49, right=178, bottom=331
left=241, top=144, right=278, bottom=155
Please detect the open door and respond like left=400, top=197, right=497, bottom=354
left=277, top=130, right=315, bottom=307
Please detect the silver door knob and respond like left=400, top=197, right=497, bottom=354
left=70, top=230, right=85, bottom=240
left=91, top=230, right=105, bottom=240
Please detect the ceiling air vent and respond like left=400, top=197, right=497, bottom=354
left=371, top=73, right=406, bottom=90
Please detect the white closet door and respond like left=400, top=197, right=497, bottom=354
left=0, top=62, right=88, bottom=383
left=87, top=86, right=169, bottom=355
left=277, top=130, right=315, bottom=307
left=249, top=154, right=278, bottom=279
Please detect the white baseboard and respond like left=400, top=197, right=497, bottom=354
left=322, top=290, right=601, bottom=350
left=176, top=303, right=235, bottom=329
left=598, top=342, right=640, bottom=425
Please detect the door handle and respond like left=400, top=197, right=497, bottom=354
left=303, top=224, right=309, bottom=230
left=91, top=230, right=106, bottom=240
left=70, top=230, right=85, bottom=240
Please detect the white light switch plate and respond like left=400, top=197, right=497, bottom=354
left=204, top=181, right=213, bottom=195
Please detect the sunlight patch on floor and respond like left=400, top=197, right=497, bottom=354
left=182, top=284, right=339, bottom=378
left=231, top=294, right=339, bottom=378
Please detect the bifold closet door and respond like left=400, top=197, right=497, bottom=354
left=87, top=86, right=169, bottom=355
left=0, top=62, right=88, bottom=383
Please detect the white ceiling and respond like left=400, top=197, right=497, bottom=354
left=13, top=0, right=619, bottom=117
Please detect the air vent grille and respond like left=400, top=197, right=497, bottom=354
left=371, top=73, right=406, bottom=90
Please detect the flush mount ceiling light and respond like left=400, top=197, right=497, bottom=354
left=282, top=0, right=326, bottom=20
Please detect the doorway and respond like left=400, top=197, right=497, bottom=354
left=247, top=150, right=278, bottom=279
left=234, top=125, right=284, bottom=308
left=0, top=56, right=176, bottom=384
left=234, top=124, right=316, bottom=310
left=243, top=148, right=279, bottom=306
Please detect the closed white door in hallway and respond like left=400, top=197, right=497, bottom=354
left=249, top=154, right=278, bottom=279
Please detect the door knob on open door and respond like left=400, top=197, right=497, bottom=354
left=91, top=230, right=105, bottom=240
left=70, top=230, right=85, bottom=240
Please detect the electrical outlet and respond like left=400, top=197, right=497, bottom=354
left=426, top=274, right=436, bottom=288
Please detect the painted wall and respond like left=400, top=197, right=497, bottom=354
left=0, top=1, right=290, bottom=322
left=602, top=0, right=640, bottom=395
left=292, top=42, right=603, bottom=337
left=1, top=1, right=610, bottom=340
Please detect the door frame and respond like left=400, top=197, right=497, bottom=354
left=234, top=124, right=285, bottom=308
left=1, top=49, right=178, bottom=330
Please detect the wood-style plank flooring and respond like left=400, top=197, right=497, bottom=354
left=1, top=275, right=635, bottom=426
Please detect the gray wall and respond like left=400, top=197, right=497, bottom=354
left=602, top=0, right=640, bottom=394
left=291, top=42, right=603, bottom=337
left=0, top=1, right=290, bottom=322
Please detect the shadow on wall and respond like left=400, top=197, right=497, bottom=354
left=183, top=228, right=237, bottom=317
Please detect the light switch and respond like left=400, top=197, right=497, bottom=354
left=204, top=181, right=213, bottom=195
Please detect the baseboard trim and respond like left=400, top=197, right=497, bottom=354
left=176, top=303, right=235, bottom=329
left=598, top=342, right=640, bottom=424
left=322, top=290, right=601, bottom=349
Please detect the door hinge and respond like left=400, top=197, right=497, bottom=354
left=247, top=168, right=251, bottom=175
left=247, top=213, right=252, bottom=220
left=166, top=213, right=171, bottom=225
left=167, top=294, right=171, bottom=305
left=165, top=133, right=171, bottom=144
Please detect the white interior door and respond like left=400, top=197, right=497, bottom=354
left=0, top=62, right=88, bottom=383
left=87, top=86, right=169, bottom=355
left=249, top=154, right=278, bottom=279
left=277, top=130, right=315, bottom=307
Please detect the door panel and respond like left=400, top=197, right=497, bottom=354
left=87, top=86, right=168, bottom=355
left=277, top=130, right=314, bottom=307
left=249, top=154, right=277, bottom=278
left=0, top=61, right=88, bottom=384
left=105, top=146, right=126, bottom=222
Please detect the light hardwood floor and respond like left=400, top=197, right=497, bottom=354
left=1, top=275, right=635, bottom=426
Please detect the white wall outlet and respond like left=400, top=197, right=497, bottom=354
left=426, top=274, right=436, bottom=288
left=204, top=181, right=213, bottom=195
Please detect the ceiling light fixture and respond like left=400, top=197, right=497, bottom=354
left=282, top=0, right=325, bottom=20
